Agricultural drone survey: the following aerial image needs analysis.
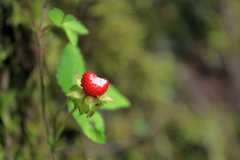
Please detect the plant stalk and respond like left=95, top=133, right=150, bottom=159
left=53, top=107, right=77, bottom=148
left=27, top=0, right=55, bottom=159
left=53, top=101, right=68, bottom=136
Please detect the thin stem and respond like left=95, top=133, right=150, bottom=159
left=28, top=0, right=49, bottom=137
left=27, top=0, right=57, bottom=159
left=54, top=107, right=77, bottom=147
left=37, top=0, right=49, bottom=136
left=42, top=24, right=53, bottom=33
left=40, top=0, right=48, bottom=30
left=36, top=35, right=49, bottom=136
left=27, top=0, right=36, bottom=28
left=53, top=101, right=68, bottom=136
left=27, top=0, right=53, bottom=159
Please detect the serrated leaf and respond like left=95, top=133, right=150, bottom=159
left=63, top=20, right=89, bottom=35
left=56, top=43, right=85, bottom=93
left=69, top=103, right=106, bottom=143
left=101, top=84, right=131, bottom=110
left=62, top=15, right=89, bottom=46
left=63, top=15, right=77, bottom=22
left=63, top=27, right=78, bottom=46
left=48, top=8, right=64, bottom=27
left=48, top=10, right=89, bottom=45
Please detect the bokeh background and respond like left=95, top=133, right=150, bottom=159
left=1, top=0, right=240, bottom=159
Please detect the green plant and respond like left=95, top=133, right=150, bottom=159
left=28, top=4, right=131, bottom=160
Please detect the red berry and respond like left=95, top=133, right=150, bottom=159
left=81, top=71, right=110, bottom=97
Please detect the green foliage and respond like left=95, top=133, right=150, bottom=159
left=57, top=43, right=105, bottom=142
left=48, top=8, right=89, bottom=46
left=62, top=15, right=89, bottom=35
left=56, top=43, right=131, bottom=143
left=56, top=43, right=86, bottom=93
left=48, top=8, right=64, bottom=27
left=70, top=103, right=106, bottom=143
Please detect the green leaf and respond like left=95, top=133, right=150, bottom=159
left=48, top=8, right=64, bottom=27
left=63, top=20, right=89, bottom=35
left=63, top=27, right=78, bottom=47
left=56, top=43, right=86, bottom=93
left=67, top=85, right=85, bottom=100
left=89, top=111, right=105, bottom=133
left=98, top=94, right=114, bottom=102
left=102, top=84, right=131, bottom=110
left=56, top=43, right=106, bottom=143
left=63, top=15, right=77, bottom=22
left=73, top=99, right=89, bottom=115
left=69, top=103, right=106, bottom=143
left=48, top=9, right=89, bottom=46
left=62, top=15, right=89, bottom=46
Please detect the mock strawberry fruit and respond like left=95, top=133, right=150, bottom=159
left=67, top=72, right=113, bottom=117
left=81, top=71, right=110, bottom=97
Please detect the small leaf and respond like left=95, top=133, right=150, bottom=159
left=63, top=20, right=89, bottom=35
left=70, top=85, right=81, bottom=92
left=48, top=10, right=89, bottom=46
left=74, top=99, right=88, bottom=115
left=67, top=85, right=85, bottom=100
left=63, top=15, right=77, bottom=22
left=63, top=27, right=78, bottom=46
left=62, top=15, right=89, bottom=46
left=48, top=8, right=64, bottom=27
left=98, top=94, right=114, bottom=102
left=102, top=84, right=131, bottom=110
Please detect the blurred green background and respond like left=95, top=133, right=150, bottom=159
left=1, top=0, right=240, bottom=159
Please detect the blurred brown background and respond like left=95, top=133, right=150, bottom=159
left=1, top=0, right=240, bottom=159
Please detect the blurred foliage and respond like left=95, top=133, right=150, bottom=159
left=1, top=0, right=240, bottom=159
